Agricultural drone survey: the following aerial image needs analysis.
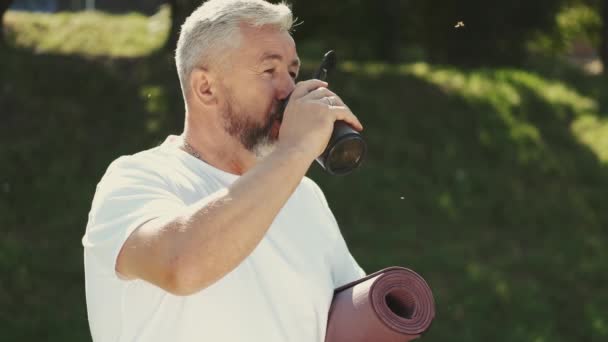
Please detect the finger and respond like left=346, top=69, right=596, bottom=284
left=290, top=79, right=329, bottom=99
left=304, top=90, right=348, bottom=109
left=311, top=95, right=347, bottom=110
left=323, top=95, right=345, bottom=107
left=331, top=108, right=364, bottom=131
left=301, top=87, right=335, bottom=101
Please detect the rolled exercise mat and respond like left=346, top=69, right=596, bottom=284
left=325, top=266, right=435, bottom=342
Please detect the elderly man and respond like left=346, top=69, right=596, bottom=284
left=82, top=0, right=365, bottom=341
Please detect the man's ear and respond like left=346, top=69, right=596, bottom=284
left=189, top=67, right=216, bottom=106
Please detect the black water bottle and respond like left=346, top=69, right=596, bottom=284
left=279, top=50, right=367, bottom=175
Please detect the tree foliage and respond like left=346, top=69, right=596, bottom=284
left=162, top=0, right=601, bottom=68
left=290, top=0, right=567, bottom=66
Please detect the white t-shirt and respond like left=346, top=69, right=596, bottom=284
left=82, top=135, right=366, bottom=342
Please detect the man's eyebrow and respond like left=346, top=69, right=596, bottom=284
left=259, top=53, right=301, bottom=68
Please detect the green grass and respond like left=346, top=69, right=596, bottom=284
left=2, top=9, right=608, bottom=342
left=4, top=7, right=170, bottom=57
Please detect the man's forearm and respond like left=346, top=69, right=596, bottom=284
left=170, top=146, right=312, bottom=294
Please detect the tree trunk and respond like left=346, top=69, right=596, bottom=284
left=164, top=1, right=205, bottom=52
left=377, top=0, right=403, bottom=63
left=164, top=0, right=180, bottom=52
left=601, top=0, right=608, bottom=74
left=0, top=0, right=14, bottom=47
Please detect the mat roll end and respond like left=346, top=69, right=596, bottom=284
left=325, top=267, right=435, bottom=342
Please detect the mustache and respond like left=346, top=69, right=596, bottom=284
left=269, top=100, right=283, bottom=122
left=259, top=101, right=282, bottom=133
left=275, top=95, right=291, bottom=123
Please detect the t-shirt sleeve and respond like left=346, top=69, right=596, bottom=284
left=330, top=228, right=367, bottom=288
left=82, top=156, right=186, bottom=280
left=305, top=178, right=366, bottom=289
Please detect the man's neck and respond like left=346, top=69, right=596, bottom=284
left=182, top=122, right=256, bottom=176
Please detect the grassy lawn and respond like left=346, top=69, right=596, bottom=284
left=2, top=9, right=608, bottom=342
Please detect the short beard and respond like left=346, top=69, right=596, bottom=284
left=221, top=89, right=279, bottom=159
left=251, top=136, right=277, bottom=160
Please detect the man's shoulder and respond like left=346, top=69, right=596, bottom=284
left=101, top=145, right=175, bottom=183
left=300, top=176, right=320, bottom=192
left=299, top=177, right=329, bottom=207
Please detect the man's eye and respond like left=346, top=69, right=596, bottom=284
left=289, top=72, right=297, bottom=79
left=264, top=69, right=275, bottom=75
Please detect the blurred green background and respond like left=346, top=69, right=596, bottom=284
left=1, top=0, right=608, bottom=341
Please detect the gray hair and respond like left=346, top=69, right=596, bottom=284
left=175, top=0, right=294, bottom=98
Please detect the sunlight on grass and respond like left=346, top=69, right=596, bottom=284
left=5, top=5, right=170, bottom=57
left=340, top=60, right=608, bottom=163
left=505, top=70, right=597, bottom=114
left=572, top=115, right=608, bottom=162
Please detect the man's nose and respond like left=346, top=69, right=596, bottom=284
left=277, top=74, right=296, bottom=100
